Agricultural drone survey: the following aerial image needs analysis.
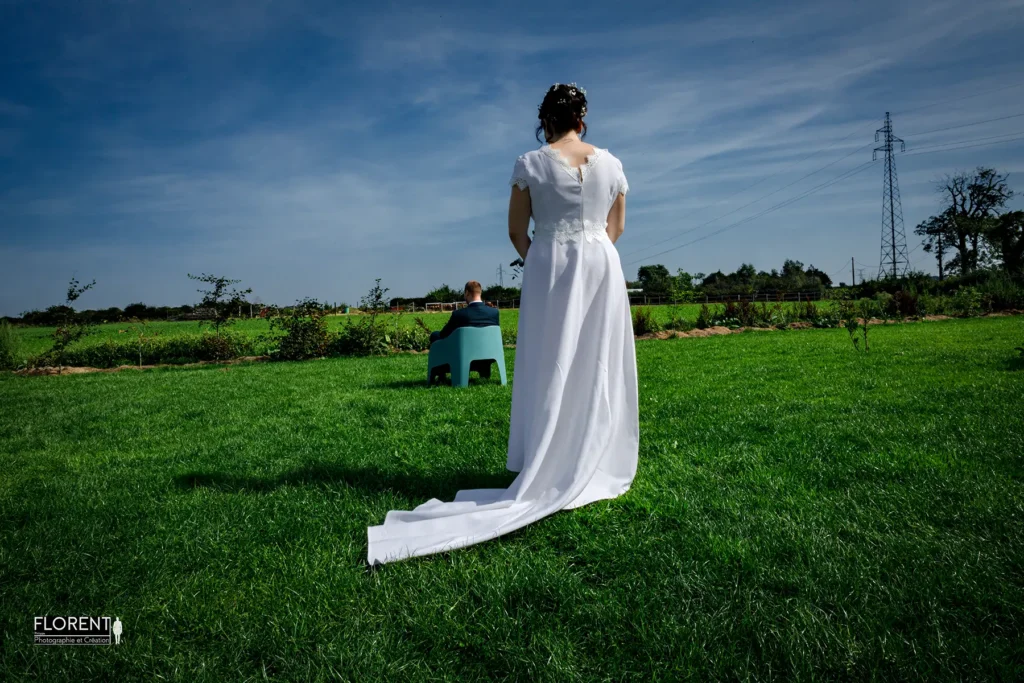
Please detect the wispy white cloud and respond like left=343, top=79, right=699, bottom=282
left=2, top=0, right=1024, bottom=314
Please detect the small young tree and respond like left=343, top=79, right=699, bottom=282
left=187, top=273, right=252, bottom=335
left=120, top=318, right=160, bottom=368
left=669, top=269, right=697, bottom=304
left=50, top=277, right=96, bottom=373
left=360, top=279, right=390, bottom=353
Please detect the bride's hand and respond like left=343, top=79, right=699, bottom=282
left=508, top=186, right=532, bottom=260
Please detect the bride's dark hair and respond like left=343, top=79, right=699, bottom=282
left=536, top=83, right=588, bottom=143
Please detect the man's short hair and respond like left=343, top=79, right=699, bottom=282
left=464, top=281, right=482, bottom=297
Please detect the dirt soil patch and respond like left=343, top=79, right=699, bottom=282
left=15, top=356, right=271, bottom=376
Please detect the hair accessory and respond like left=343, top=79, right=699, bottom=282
left=539, top=83, right=589, bottom=117
left=548, top=82, right=586, bottom=96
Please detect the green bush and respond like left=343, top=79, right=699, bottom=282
left=327, top=314, right=431, bottom=356
left=952, top=287, right=983, bottom=317
left=664, top=306, right=695, bottom=332
left=696, top=303, right=713, bottom=329
left=714, top=302, right=742, bottom=328
left=755, top=301, right=790, bottom=328
left=976, top=273, right=1024, bottom=311
left=388, top=318, right=431, bottom=352
left=632, top=308, right=662, bottom=336
left=873, top=292, right=894, bottom=315
left=271, top=299, right=331, bottom=361
left=0, top=320, right=21, bottom=370
left=888, top=290, right=919, bottom=319
left=918, top=294, right=950, bottom=316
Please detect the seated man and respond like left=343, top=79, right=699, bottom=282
left=430, top=280, right=500, bottom=380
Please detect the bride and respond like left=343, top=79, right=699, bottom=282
left=367, top=82, right=639, bottom=565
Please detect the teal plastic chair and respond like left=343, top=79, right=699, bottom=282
left=427, top=326, right=508, bottom=387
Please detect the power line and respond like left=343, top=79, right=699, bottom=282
left=903, top=133, right=1024, bottom=157
left=906, top=129, right=1024, bottom=152
left=891, top=81, right=1024, bottom=117
left=624, top=160, right=876, bottom=266
left=621, top=140, right=875, bottom=261
left=618, top=82, right=1024, bottom=266
left=903, top=112, right=1024, bottom=138
left=623, top=131, right=876, bottom=250
left=828, top=259, right=853, bottom=277
left=624, top=127, right=1024, bottom=269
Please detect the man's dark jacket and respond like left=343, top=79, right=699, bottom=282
left=432, top=301, right=499, bottom=342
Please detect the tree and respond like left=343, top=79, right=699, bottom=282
left=781, top=259, right=805, bottom=278
left=914, top=212, right=955, bottom=281
left=735, top=263, right=758, bottom=284
left=482, top=284, right=520, bottom=302
left=936, top=168, right=1013, bottom=274
left=803, top=265, right=833, bottom=288
left=187, top=273, right=252, bottom=334
left=986, top=210, right=1024, bottom=275
left=636, top=264, right=672, bottom=296
left=359, top=279, right=390, bottom=354
left=49, top=277, right=96, bottom=373
left=124, top=302, right=148, bottom=319
left=669, top=269, right=698, bottom=303
left=425, top=284, right=462, bottom=303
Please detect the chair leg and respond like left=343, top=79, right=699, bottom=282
left=497, top=355, right=507, bottom=385
left=451, top=361, right=470, bottom=388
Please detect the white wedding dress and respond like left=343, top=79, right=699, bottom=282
left=367, top=145, right=639, bottom=565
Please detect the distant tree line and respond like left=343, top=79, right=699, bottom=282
left=622, top=259, right=834, bottom=301
left=389, top=284, right=523, bottom=308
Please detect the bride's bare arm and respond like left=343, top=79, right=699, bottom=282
left=508, top=186, right=532, bottom=260
left=606, top=193, right=626, bottom=243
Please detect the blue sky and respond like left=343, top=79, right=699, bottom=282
left=2, top=0, right=1023, bottom=315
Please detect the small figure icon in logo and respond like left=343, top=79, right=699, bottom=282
left=112, top=618, right=122, bottom=645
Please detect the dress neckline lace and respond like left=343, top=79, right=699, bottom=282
left=540, top=145, right=605, bottom=182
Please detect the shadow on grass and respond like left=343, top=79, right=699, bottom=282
left=381, top=375, right=503, bottom=390
left=1006, top=353, right=1024, bottom=371
left=175, top=462, right=517, bottom=500
left=381, top=378, right=431, bottom=390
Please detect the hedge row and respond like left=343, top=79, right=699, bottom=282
left=27, top=332, right=271, bottom=369
left=22, top=318, right=520, bottom=369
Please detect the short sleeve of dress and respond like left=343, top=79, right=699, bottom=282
left=616, top=158, right=629, bottom=197
left=509, top=155, right=529, bottom=191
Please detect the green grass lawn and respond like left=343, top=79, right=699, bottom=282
left=1, top=317, right=1022, bottom=680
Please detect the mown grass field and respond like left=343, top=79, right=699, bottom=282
left=10, top=302, right=822, bottom=361
left=1, top=317, right=1022, bottom=681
